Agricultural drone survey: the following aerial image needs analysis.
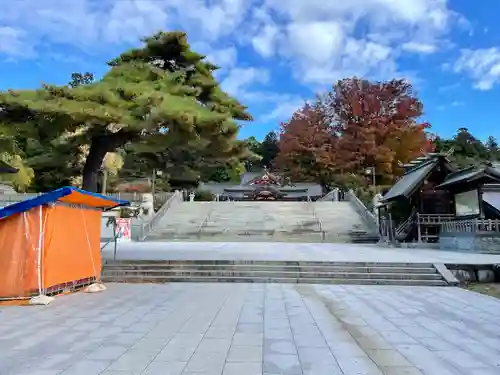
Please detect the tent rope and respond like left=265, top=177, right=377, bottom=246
left=81, top=210, right=98, bottom=282
left=22, top=209, right=48, bottom=296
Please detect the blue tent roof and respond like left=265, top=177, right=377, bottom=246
left=0, top=186, right=129, bottom=220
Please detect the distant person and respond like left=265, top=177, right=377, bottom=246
left=338, top=188, right=345, bottom=201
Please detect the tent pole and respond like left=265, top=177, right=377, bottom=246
left=37, top=205, right=43, bottom=296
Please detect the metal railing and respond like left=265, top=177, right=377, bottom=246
left=112, top=192, right=173, bottom=205
left=379, top=216, right=396, bottom=243
left=441, top=219, right=500, bottom=233
left=318, top=188, right=337, bottom=201
left=307, top=196, right=325, bottom=240
left=137, top=191, right=183, bottom=241
left=417, top=213, right=454, bottom=225
left=0, top=191, right=173, bottom=204
left=395, top=210, right=417, bottom=238
left=346, top=189, right=378, bottom=233
left=196, top=202, right=214, bottom=238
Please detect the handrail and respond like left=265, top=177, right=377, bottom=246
left=418, top=213, right=454, bottom=223
left=441, top=218, right=500, bottom=233
left=379, top=215, right=395, bottom=243
left=307, top=196, right=325, bottom=239
left=396, top=210, right=417, bottom=237
left=318, top=188, right=338, bottom=201
left=346, top=189, right=378, bottom=233
left=138, top=191, right=183, bottom=241
left=196, top=202, right=213, bottom=237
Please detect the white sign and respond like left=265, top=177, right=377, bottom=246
left=455, top=190, right=480, bottom=217
left=115, top=218, right=132, bottom=242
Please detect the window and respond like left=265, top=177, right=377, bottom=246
left=454, top=190, right=480, bottom=217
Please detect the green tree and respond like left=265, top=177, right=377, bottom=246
left=69, top=72, right=94, bottom=88
left=260, top=131, right=279, bottom=168
left=0, top=31, right=251, bottom=192
left=0, top=115, right=35, bottom=191
left=0, top=152, right=34, bottom=192
left=243, top=136, right=263, bottom=171
left=434, top=128, right=489, bottom=167
left=485, top=136, right=500, bottom=161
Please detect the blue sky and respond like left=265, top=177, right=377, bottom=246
left=1, top=0, right=499, bottom=141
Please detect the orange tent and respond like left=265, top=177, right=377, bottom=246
left=0, top=187, right=128, bottom=300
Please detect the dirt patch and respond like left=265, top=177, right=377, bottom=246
left=462, top=283, right=500, bottom=299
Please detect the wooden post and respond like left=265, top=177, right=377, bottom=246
left=417, top=213, right=422, bottom=242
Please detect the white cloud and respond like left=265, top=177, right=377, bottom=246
left=192, top=43, right=238, bottom=69
left=402, top=42, right=437, bottom=54
left=0, top=0, right=467, bottom=121
left=221, top=67, right=270, bottom=97
left=260, top=100, right=304, bottom=123
left=244, top=0, right=462, bottom=85
left=452, top=48, right=500, bottom=90
left=102, top=1, right=169, bottom=44
left=251, top=23, right=279, bottom=58
left=0, top=27, right=33, bottom=57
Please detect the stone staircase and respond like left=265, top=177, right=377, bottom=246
left=145, top=202, right=211, bottom=241
left=312, top=201, right=374, bottom=242
left=102, top=260, right=448, bottom=286
left=145, top=201, right=376, bottom=243
left=200, top=201, right=322, bottom=242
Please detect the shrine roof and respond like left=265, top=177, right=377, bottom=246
left=435, top=163, right=500, bottom=189
left=381, top=153, right=455, bottom=203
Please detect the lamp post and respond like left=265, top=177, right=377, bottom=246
left=365, top=167, right=376, bottom=187
left=151, top=169, right=163, bottom=205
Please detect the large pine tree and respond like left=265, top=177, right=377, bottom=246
left=0, top=31, right=251, bottom=192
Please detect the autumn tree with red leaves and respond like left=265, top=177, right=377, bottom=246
left=328, top=77, right=433, bottom=182
left=277, top=77, right=433, bottom=189
left=276, top=102, right=337, bottom=192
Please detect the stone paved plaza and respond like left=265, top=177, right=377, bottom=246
left=102, top=241, right=500, bottom=265
left=1, top=283, right=500, bottom=375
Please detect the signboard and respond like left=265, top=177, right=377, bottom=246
left=455, top=190, right=480, bottom=217
left=115, top=218, right=131, bottom=242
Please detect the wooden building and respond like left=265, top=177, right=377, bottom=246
left=435, top=163, right=500, bottom=219
left=379, top=152, right=500, bottom=244
left=200, top=169, right=323, bottom=201
left=378, top=152, right=455, bottom=242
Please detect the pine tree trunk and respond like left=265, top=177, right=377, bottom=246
left=82, top=140, right=108, bottom=192
left=82, top=131, right=133, bottom=192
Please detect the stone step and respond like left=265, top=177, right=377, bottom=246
left=101, top=275, right=448, bottom=286
left=201, top=227, right=321, bottom=234
left=149, top=201, right=373, bottom=243
left=102, top=269, right=442, bottom=281
left=148, top=229, right=324, bottom=236
left=145, top=235, right=329, bottom=243
left=102, top=259, right=446, bottom=286
left=104, top=260, right=436, bottom=268
left=103, top=264, right=438, bottom=274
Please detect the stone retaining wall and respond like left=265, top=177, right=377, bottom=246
left=439, top=232, right=500, bottom=254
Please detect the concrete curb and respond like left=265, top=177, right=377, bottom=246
left=434, top=263, right=460, bottom=286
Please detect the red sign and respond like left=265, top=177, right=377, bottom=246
left=115, top=218, right=131, bottom=242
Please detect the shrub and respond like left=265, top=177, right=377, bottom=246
left=195, top=189, right=214, bottom=201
